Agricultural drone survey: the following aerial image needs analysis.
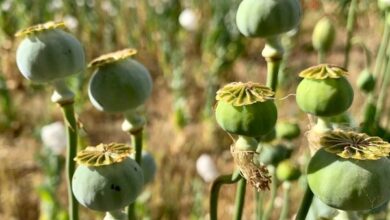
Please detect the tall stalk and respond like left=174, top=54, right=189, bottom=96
left=374, top=13, right=390, bottom=77
left=261, top=166, right=277, bottom=220
left=52, top=81, right=79, bottom=220
left=233, top=179, right=247, bottom=220
left=295, top=184, right=314, bottom=220
left=278, top=182, right=291, bottom=220
left=343, top=0, right=358, bottom=68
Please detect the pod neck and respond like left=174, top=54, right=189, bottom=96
left=235, top=135, right=258, bottom=151
left=51, top=80, right=75, bottom=105
left=122, top=108, right=145, bottom=134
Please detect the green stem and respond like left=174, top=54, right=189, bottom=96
left=278, top=182, right=291, bottom=220
left=374, top=13, right=390, bottom=77
left=210, top=172, right=242, bottom=220
left=263, top=37, right=284, bottom=92
left=105, top=210, right=127, bottom=220
left=127, top=130, right=143, bottom=220
left=233, top=178, right=247, bottom=220
left=255, top=191, right=263, bottom=220
left=375, top=54, right=390, bottom=124
left=262, top=166, right=277, bottom=220
left=60, top=103, right=79, bottom=220
left=295, top=184, right=314, bottom=220
left=343, top=0, right=357, bottom=68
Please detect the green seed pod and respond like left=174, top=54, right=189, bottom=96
left=72, top=143, right=144, bottom=212
left=236, top=0, right=301, bottom=38
left=130, top=151, right=157, bottom=185
left=276, top=160, right=301, bottom=182
left=296, top=64, right=354, bottom=117
left=15, top=21, right=85, bottom=83
left=357, top=69, right=376, bottom=93
left=258, top=143, right=292, bottom=166
left=88, top=49, right=153, bottom=113
left=275, top=121, right=301, bottom=140
left=215, top=82, right=277, bottom=137
left=312, top=17, right=336, bottom=53
left=307, top=131, right=390, bottom=211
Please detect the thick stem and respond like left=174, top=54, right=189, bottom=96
left=318, top=50, right=325, bottom=64
left=127, top=130, right=143, bottom=220
left=343, top=0, right=357, bottom=68
left=374, top=13, right=390, bottom=77
left=233, top=178, right=247, bottom=220
left=60, top=103, right=79, bottom=220
left=210, top=172, right=242, bottom=220
left=295, top=184, right=314, bottom=220
left=263, top=37, right=284, bottom=92
left=255, top=190, right=263, bottom=220
left=278, top=182, right=291, bottom=220
left=261, top=166, right=277, bottom=220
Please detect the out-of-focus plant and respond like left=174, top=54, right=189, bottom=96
left=15, top=21, right=86, bottom=220
left=196, top=153, right=219, bottom=183
left=72, top=143, right=144, bottom=220
left=87, top=48, right=153, bottom=220
left=37, top=121, right=67, bottom=220
left=312, top=17, right=336, bottom=63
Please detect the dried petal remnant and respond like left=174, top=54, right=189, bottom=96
left=216, top=82, right=274, bottom=106
left=231, top=145, right=271, bottom=191
left=75, top=143, right=133, bottom=166
left=321, top=130, right=390, bottom=160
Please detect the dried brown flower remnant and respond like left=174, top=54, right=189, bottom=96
left=231, top=145, right=271, bottom=191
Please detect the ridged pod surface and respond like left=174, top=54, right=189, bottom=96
left=307, top=131, right=390, bottom=211
left=296, top=64, right=354, bottom=117
left=88, top=49, right=152, bottom=113
left=16, top=22, right=85, bottom=83
left=72, top=144, right=144, bottom=212
left=236, top=0, right=301, bottom=38
left=215, top=82, right=277, bottom=137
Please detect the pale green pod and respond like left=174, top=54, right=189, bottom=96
left=236, top=0, right=301, bottom=38
left=15, top=22, right=85, bottom=83
left=215, top=82, right=277, bottom=137
left=72, top=143, right=144, bottom=212
left=307, top=131, right=390, bottom=211
left=296, top=65, right=354, bottom=117
left=88, top=49, right=153, bottom=113
left=312, top=17, right=336, bottom=53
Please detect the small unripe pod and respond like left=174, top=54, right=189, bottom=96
left=275, top=121, right=300, bottom=140
left=357, top=69, right=376, bottom=93
left=72, top=143, right=144, bottom=212
left=307, top=131, right=390, bottom=211
left=296, top=64, right=354, bottom=117
left=258, top=143, right=292, bottom=166
left=215, top=82, right=277, bottom=137
left=312, top=17, right=336, bottom=53
left=88, top=49, right=152, bottom=113
left=236, top=0, right=301, bottom=38
left=276, top=160, right=300, bottom=182
left=130, top=151, right=157, bottom=185
left=15, top=21, right=85, bottom=83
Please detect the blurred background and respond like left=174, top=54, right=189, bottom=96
left=0, top=0, right=388, bottom=219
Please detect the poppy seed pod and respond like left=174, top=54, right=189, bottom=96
left=72, top=143, right=144, bottom=212
left=236, top=0, right=301, bottom=38
left=312, top=17, right=336, bottom=53
left=15, top=21, right=85, bottom=83
left=88, top=49, right=153, bottom=113
left=296, top=64, right=354, bottom=117
left=307, top=131, right=390, bottom=211
left=357, top=69, right=376, bottom=93
left=215, top=82, right=277, bottom=137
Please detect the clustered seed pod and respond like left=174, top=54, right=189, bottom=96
left=15, top=21, right=85, bottom=83
left=236, top=0, right=301, bottom=38
left=312, top=17, right=336, bottom=53
left=130, top=151, right=157, bottom=185
left=276, top=160, right=300, bottom=182
left=258, top=143, right=292, bottom=166
left=307, top=130, right=390, bottom=211
left=215, top=82, right=277, bottom=137
left=72, top=143, right=144, bottom=212
left=88, top=49, right=153, bottom=113
left=296, top=64, right=354, bottom=117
